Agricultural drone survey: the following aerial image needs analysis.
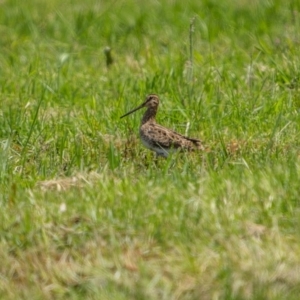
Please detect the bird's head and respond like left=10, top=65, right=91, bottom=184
left=120, top=94, right=160, bottom=118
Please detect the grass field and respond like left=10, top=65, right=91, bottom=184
left=1, top=0, right=300, bottom=299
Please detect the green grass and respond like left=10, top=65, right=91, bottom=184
left=1, top=0, right=300, bottom=299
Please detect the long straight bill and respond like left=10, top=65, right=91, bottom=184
left=120, top=103, right=145, bottom=118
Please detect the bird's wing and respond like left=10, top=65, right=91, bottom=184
left=155, top=123, right=201, bottom=141
left=143, top=123, right=202, bottom=150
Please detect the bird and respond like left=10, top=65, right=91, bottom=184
left=120, top=94, right=204, bottom=157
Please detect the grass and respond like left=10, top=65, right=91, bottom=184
left=1, top=0, right=300, bottom=299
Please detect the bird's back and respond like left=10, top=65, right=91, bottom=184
left=140, top=122, right=204, bottom=155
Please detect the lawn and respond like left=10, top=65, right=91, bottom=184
left=1, top=0, right=300, bottom=299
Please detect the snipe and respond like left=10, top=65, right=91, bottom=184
left=120, top=94, right=204, bottom=157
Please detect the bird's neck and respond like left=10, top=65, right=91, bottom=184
left=141, top=107, right=157, bottom=124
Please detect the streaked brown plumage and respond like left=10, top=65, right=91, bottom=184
left=120, top=94, right=204, bottom=157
